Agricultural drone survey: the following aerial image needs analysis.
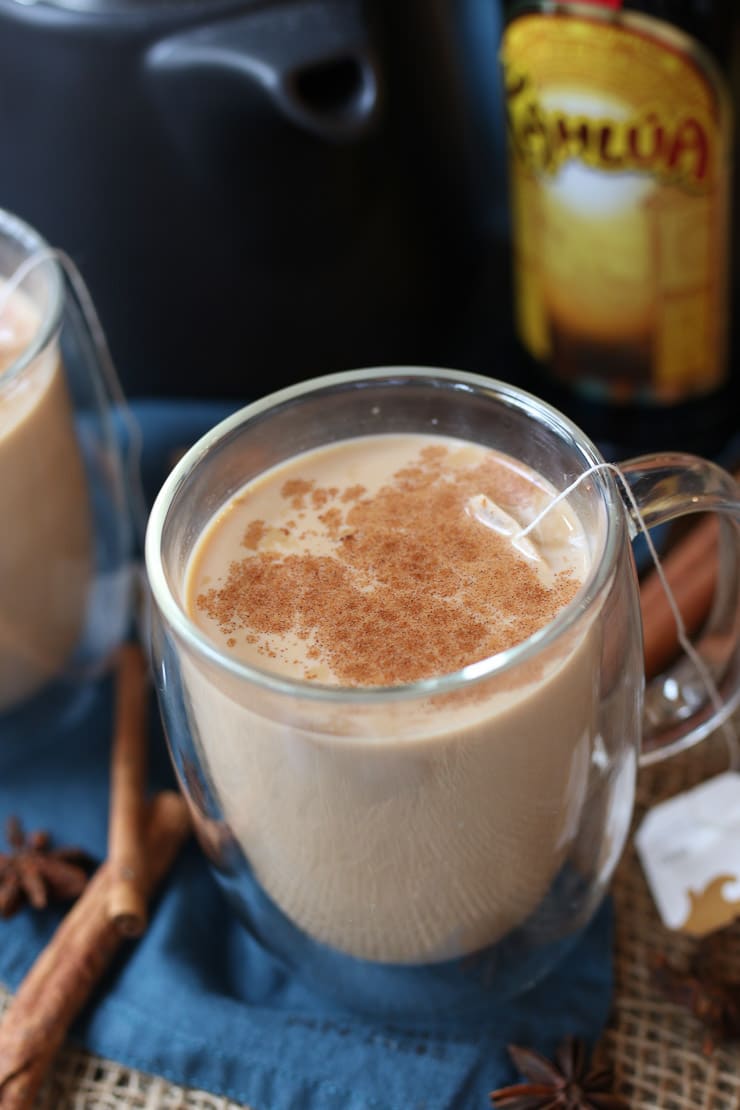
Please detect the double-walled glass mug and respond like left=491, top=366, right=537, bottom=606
left=145, top=368, right=740, bottom=1016
left=0, top=208, right=133, bottom=724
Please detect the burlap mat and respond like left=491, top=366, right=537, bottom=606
left=603, top=725, right=740, bottom=1110
left=2, top=728, right=739, bottom=1110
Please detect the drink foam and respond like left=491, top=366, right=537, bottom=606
left=187, top=435, right=590, bottom=685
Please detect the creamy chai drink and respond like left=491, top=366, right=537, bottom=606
left=182, top=433, right=599, bottom=963
left=0, top=283, right=91, bottom=711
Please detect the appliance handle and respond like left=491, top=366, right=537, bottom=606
left=146, top=0, right=380, bottom=143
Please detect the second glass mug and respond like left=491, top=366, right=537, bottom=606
left=0, top=207, right=133, bottom=724
left=145, top=368, right=740, bottom=1017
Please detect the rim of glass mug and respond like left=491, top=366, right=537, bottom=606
left=145, top=366, right=624, bottom=703
left=0, top=208, right=63, bottom=392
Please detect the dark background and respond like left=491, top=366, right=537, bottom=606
left=0, top=0, right=737, bottom=459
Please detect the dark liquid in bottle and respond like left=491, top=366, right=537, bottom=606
left=500, top=0, right=740, bottom=459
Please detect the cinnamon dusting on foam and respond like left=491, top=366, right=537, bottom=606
left=191, top=438, right=586, bottom=687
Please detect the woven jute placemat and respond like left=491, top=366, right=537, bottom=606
left=603, top=725, right=740, bottom=1110
left=2, top=727, right=739, bottom=1109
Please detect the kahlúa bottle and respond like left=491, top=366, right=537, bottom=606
left=500, top=0, right=739, bottom=457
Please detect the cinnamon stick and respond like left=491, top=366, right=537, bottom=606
left=641, top=514, right=720, bottom=680
left=0, top=791, right=190, bottom=1110
left=107, top=643, right=149, bottom=936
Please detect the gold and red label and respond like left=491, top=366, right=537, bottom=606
left=501, top=4, right=732, bottom=403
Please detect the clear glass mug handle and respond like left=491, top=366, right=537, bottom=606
left=619, top=453, right=740, bottom=767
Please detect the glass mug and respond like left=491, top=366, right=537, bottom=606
left=0, top=208, right=133, bottom=723
left=145, top=368, right=740, bottom=1016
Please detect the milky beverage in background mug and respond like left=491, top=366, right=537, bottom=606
left=0, top=280, right=91, bottom=711
left=147, top=369, right=740, bottom=997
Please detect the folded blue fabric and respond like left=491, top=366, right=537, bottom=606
left=0, top=401, right=614, bottom=1110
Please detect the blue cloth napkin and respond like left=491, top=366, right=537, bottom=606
left=0, top=401, right=614, bottom=1110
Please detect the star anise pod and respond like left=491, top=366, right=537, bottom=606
left=490, top=1035, right=629, bottom=1109
left=651, top=948, right=740, bottom=1055
left=0, top=816, right=96, bottom=918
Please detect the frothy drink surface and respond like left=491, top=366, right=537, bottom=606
left=187, top=435, right=589, bottom=684
left=181, top=434, right=597, bottom=963
left=0, top=284, right=91, bottom=710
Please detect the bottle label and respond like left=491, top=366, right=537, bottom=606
left=501, top=4, right=732, bottom=403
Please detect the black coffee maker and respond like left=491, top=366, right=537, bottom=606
left=0, top=0, right=509, bottom=398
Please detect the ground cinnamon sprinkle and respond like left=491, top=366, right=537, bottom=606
left=341, top=484, right=366, bottom=502
left=281, top=478, right=314, bottom=509
left=195, top=443, right=581, bottom=686
left=242, top=520, right=266, bottom=550
left=318, top=507, right=343, bottom=538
